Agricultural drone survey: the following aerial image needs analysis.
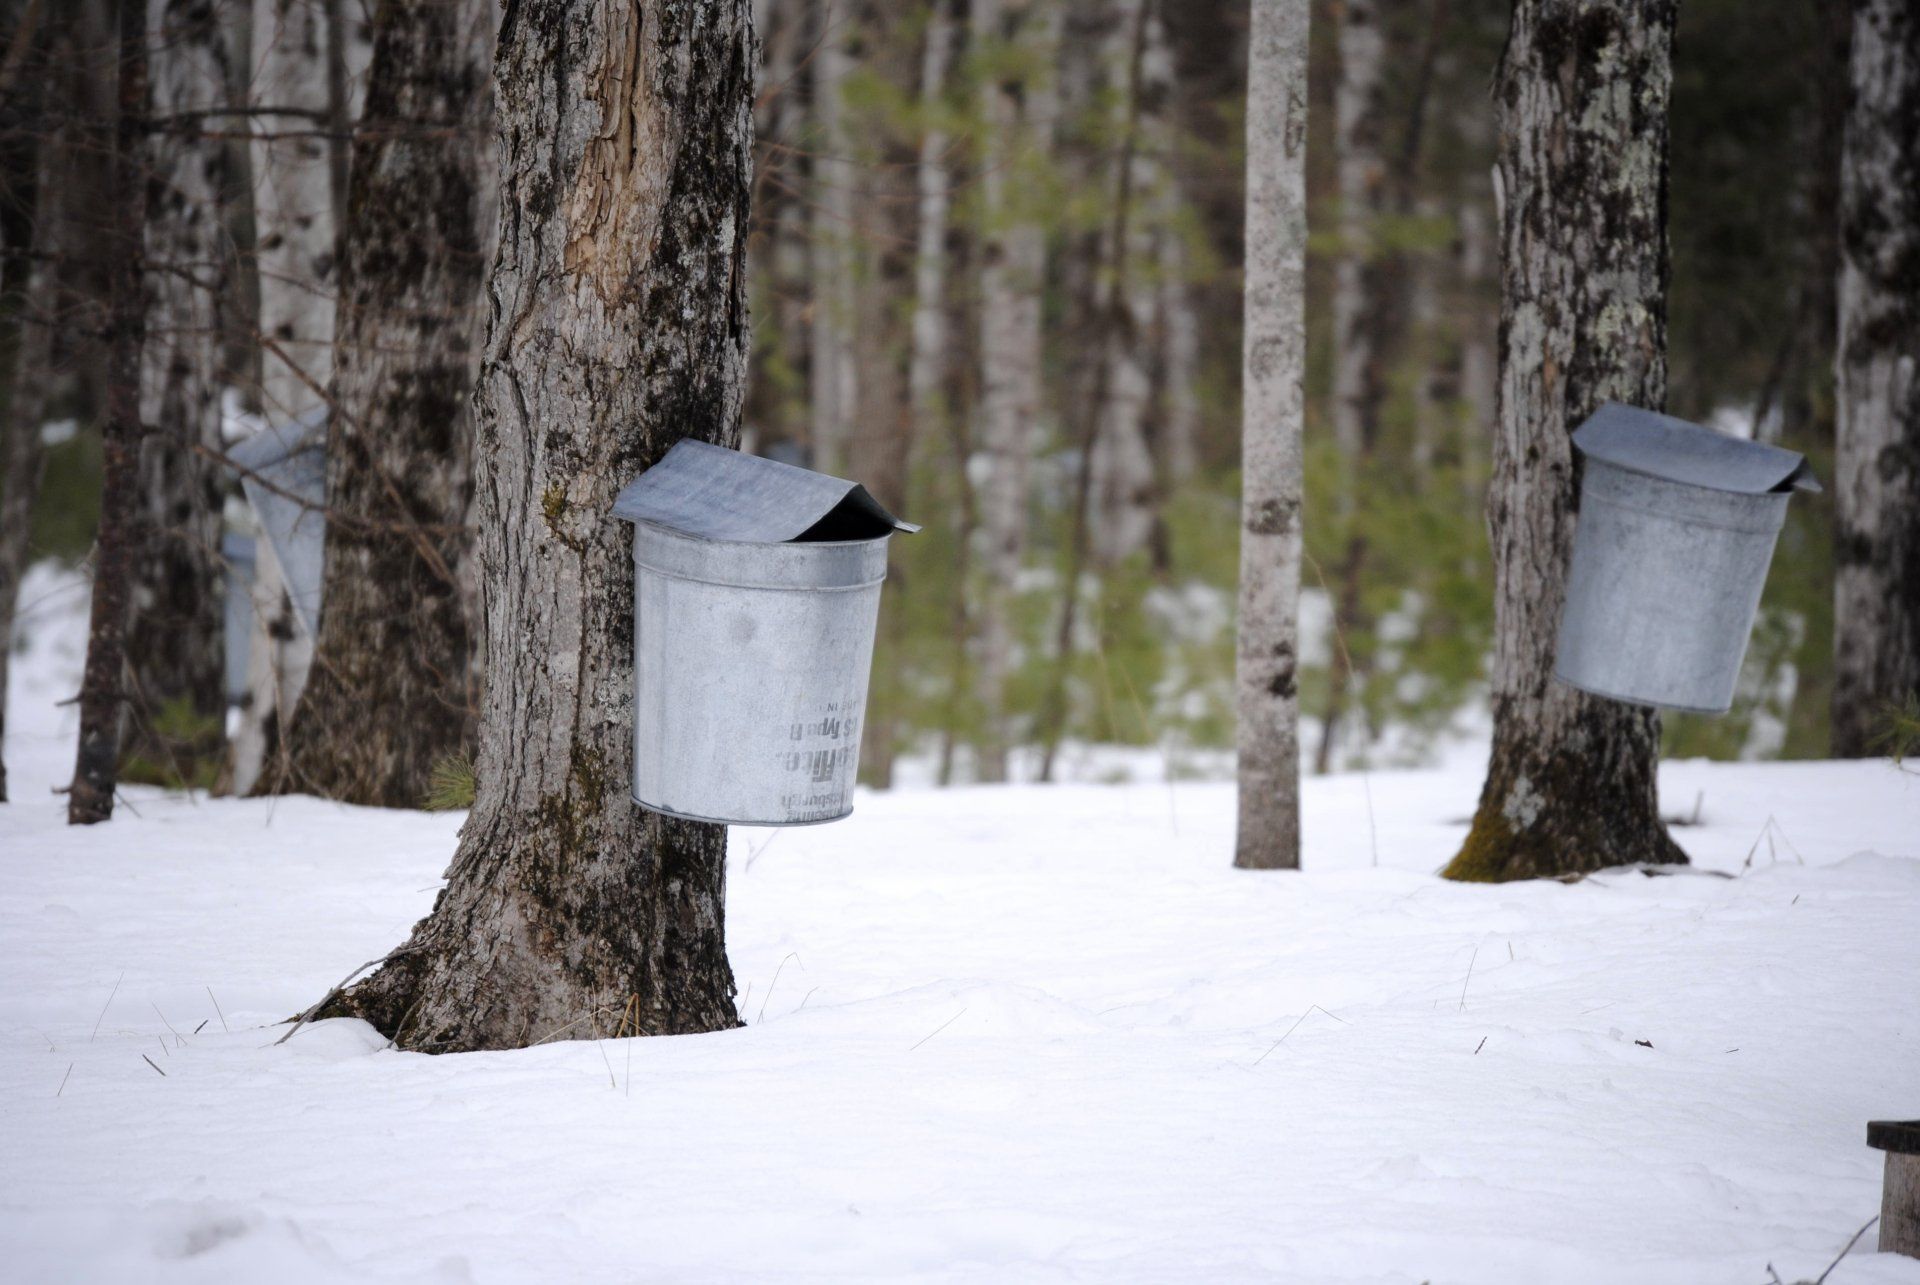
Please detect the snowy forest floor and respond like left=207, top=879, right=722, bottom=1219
left=3, top=564, right=1918, bottom=1284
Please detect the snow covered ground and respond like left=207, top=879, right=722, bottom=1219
left=3, top=562, right=1918, bottom=1284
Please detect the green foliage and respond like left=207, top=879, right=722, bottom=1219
left=119, top=695, right=223, bottom=791
left=424, top=753, right=476, bottom=812
left=1869, top=693, right=1920, bottom=769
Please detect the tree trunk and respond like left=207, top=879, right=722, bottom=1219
left=907, top=0, right=956, bottom=436
left=1316, top=0, right=1389, bottom=776
left=258, top=0, right=494, bottom=806
left=122, top=0, right=234, bottom=791
left=231, top=0, right=346, bottom=792
left=1832, top=0, right=1919, bottom=758
left=1034, top=0, right=1151, bottom=782
left=971, top=0, right=1057, bottom=783
left=1329, top=0, right=1384, bottom=477
left=67, top=0, right=149, bottom=825
left=1443, top=0, right=1684, bottom=882
left=0, top=111, right=60, bottom=806
left=1233, top=0, right=1308, bottom=870
left=1317, top=0, right=1442, bottom=776
left=1088, top=0, right=1165, bottom=571
left=316, top=0, right=753, bottom=1052
left=1153, top=181, right=1200, bottom=493
left=808, top=0, right=856, bottom=476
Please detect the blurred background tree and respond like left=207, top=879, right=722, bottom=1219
left=0, top=0, right=1871, bottom=799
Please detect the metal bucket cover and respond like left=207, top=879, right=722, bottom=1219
left=612, top=439, right=918, bottom=543
left=228, top=408, right=327, bottom=639
left=1572, top=402, right=1820, bottom=494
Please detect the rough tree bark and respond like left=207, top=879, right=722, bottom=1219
left=259, top=0, right=494, bottom=806
left=315, top=0, right=753, bottom=1051
left=67, top=0, right=149, bottom=825
left=232, top=0, right=351, bottom=793
left=971, top=0, right=1058, bottom=783
left=1832, top=0, right=1919, bottom=757
left=1233, top=0, right=1308, bottom=870
left=122, top=0, right=234, bottom=789
left=1443, top=0, right=1685, bottom=881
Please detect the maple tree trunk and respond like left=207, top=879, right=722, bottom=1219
left=1444, top=0, right=1685, bottom=881
left=67, top=0, right=148, bottom=825
left=318, top=0, right=753, bottom=1051
left=261, top=0, right=494, bottom=805
left=122, top=0, right=233, bottom=789
left=1831, top=0, right=1920, bottom=757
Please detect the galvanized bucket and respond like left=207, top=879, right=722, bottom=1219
left=220, top=530, right=256, bottom=704
left=1554, top=403, right=1819, bottom=714
left=612, top=441, right=917, bottom=826
left=228, top=407, right=328, bottom=639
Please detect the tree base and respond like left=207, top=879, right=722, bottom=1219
left=311, top=807, right=741, bottom=1052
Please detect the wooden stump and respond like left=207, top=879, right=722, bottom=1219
left=1869, top=1120, right=1920, bottom=1257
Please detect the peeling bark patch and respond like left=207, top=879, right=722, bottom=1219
left=564, top=2, right=669, bottom=304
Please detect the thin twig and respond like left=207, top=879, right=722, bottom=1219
left=55, top=1062, right=73, bottom=1097
left=1459, top=944, right=1480, bottom=1012
left=275, top=947, right=417, bottom=1046
left=1254, top=1004, right=1348, bottom=1066
left=89, top=972, right=124, bottom=1042
left=152, top=1003, right=183, bottom=1043
left=909, top=1007, right=968, bottom=1052
left=1812, top=1217, right=1878, bottom=1285
left=757, top=952, right=801, bottom=1024
left=141, top=1053, right=166, bottom=1077
left=205, top=986, right=228, bottom=1033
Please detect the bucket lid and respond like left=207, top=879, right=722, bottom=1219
left=1573, top=402, right=1821, bottom=495
left=612, top=440, right=920, bottom=543
left=228, top=406, right=328, bottom=638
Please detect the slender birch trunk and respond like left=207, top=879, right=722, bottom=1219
left=1316, top=0, right=1387, bottom=776
left=1154, top=187, right=1200, bottom=494
left=848, top=114, right=913, bottom=788
left=1233, top=0, right=1308, bottom=870
left=971, top=0, right=1057, bottom=783
left=808, top=0, right=856, bottom=476
left=315, top=0, right=753, bottom=1051
left=122, top=0, right=234, bottom=789
left=1329, top=0, right=1383, bottom=476
left=1317, top=0, right=1442, bottom=775
left=1087, top=0, right=1163, bottom=571
left=1443, top=0, right=1683, bottom=882
left=231, top=0, right=346, bottom=792
left=1832, top=0, right=1920, bottom=756
left=907, top=0, right=957, bottom=432
left=258, top=0, right=495, bottom=805
left=1034, top=0, right=1150, bottom=781
left=67, top=0, right=149, bottom=824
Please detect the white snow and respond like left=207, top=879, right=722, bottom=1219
left=4, top=562, right=1918, bottom=1284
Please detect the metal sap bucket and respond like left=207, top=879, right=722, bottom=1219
left=611, top=440, right=917, bottom=826
left=1554, top=403, right=1819, bottom=713
left=220, top=530, right=256, bottom=704
left=228, top=406, right=328, bottom=639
